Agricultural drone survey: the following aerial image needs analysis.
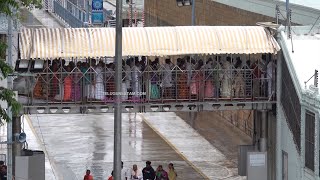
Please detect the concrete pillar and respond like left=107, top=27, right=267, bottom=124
left=253, top=110, right=260, bottom=150
left=260, top=110, right=268, bottom=152
left=275, top=46, right=283, bottom=180
left=188, top=112, right=197, bottom=128
left=12, top=116, right=22, bottom=176
left=267, top=112, right=277, bottom=180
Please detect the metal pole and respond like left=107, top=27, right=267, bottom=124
left=113, top=0, right=123, bottom=178
left=7, top=10, right=14, bottom=180
left=86, top=0, right=90, bottom=25
left=286, top=0, right=290, bottom=38
left=191, top=0, right=195, bottom=25
left=12, top=116, right=22, bottom=175
left=260, top=110, right=268, bottom=152
left=130, top=0, right=133, bottom=27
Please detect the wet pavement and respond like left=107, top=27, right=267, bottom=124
left=0, top=119, right=57, bottom=180
left=176, top=111, right=252, bottom=162
left=28, top=113, right=204, bottom=179
left=142, top=112, right=248, bottom=180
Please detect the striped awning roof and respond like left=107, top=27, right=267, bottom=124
left=19, top=26, right=280, bottom=59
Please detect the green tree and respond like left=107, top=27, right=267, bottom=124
left=0, top=0, right=42, bottom=123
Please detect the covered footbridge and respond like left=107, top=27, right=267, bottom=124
left=15, top=26, right=280, bottom=114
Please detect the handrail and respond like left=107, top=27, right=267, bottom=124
left=14, top=62, right=277, bottom=106
left=53, top=1, right=84, bottom=28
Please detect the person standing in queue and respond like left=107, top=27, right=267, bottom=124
left=142, top=161, right=155, bottom=180
left=84, top=169, right=93, bottom=180
left=168, top=163, right=177, bottom=180
left=131, top=164, right=143, bottom=180
left=122, top=161, right=129, bottom=180
left=108, top=171, right=113, bottom=180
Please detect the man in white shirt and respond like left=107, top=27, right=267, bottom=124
left=121, top=161, right=129, bottom=180
left=130, top=164, right=143, bottom=180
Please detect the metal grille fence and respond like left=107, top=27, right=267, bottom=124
left=281, top=55, right=301, bottom=152
left=14, top=57, right=276, bottom=107
left=43, top=0, right=53, bottom=12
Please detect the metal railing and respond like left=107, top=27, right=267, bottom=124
left=53, top=0, right=85, bottom=27
left=14, top=58, right=277, bottom=107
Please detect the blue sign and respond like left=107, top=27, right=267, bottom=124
left=92, top=0, right=103, bottom=11
left=92, top=12, right=104, bottom=24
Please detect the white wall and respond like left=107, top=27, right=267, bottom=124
left=279, top=105, right=302, bottom=180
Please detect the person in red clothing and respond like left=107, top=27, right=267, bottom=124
left=108, top=171, right=113, bottom=180
left=84, top=169, right=93, bottom=180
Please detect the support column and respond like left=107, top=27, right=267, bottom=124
left=253, top=110, right=260, bottom=150
left=260, top=110, right=268, bottom=152
left=275, top=47, right=283, bottom=180
left=7, top=7, right=14, bottom=180
left=12, top=116, right=22, bottom=176
left=113, top=0, right=123, bottom=179
left=188, top=112, right=197, bottom=128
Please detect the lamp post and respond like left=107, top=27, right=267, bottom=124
left=7, top=12, right=13, bottom=180
left=113, top=0, right=123, bottom=179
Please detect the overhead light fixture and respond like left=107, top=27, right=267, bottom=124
left=15, top=60, right=30, bottom=72
left=30, top=59, right=44, bottom=73
left=177, top=0, right=184, bottom=7
left=184, top=0, right=192, bottom=6
left=177, top=0, right=192, bottom=7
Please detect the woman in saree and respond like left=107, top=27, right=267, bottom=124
left=71, top=61, right=82, bottom=101
left=178, top=60, right=189, bottom=99
left=33, top=75, right=43, bottom=98
left=150, top=61, right=160, bottom=99
left=190, top=61, right=204, bottom=100
left=63, top=66, right=72, bottom=101
left=204, top=59, right=214, bottom=99
left=221, top=57, right=232, bottom=98
left=94, top=61, right=105, bottom=100
left=50, top=60, right=59, bottom=99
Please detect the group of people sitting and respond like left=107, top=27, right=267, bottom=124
left=30, top=54, right=275, bottom=102
left=84, top=161, right=177, bottom=180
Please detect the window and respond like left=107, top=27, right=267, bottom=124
left=0, top=34, right=6, bottom=60
left=305, top=110, right=315, bottom=171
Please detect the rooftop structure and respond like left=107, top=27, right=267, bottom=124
left=212, top=0, right=320, bottom=26
left=278, top=25, right=320, bottom=107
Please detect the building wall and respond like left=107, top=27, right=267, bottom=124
left=145, top=0, right=275, bottom=26
left=279, top=104, right=302, bottom=180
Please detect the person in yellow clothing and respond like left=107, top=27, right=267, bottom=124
left=168, top=163, right=177, bottom=180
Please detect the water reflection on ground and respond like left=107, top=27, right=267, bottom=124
left=29, top=113, right=202, bottom=179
